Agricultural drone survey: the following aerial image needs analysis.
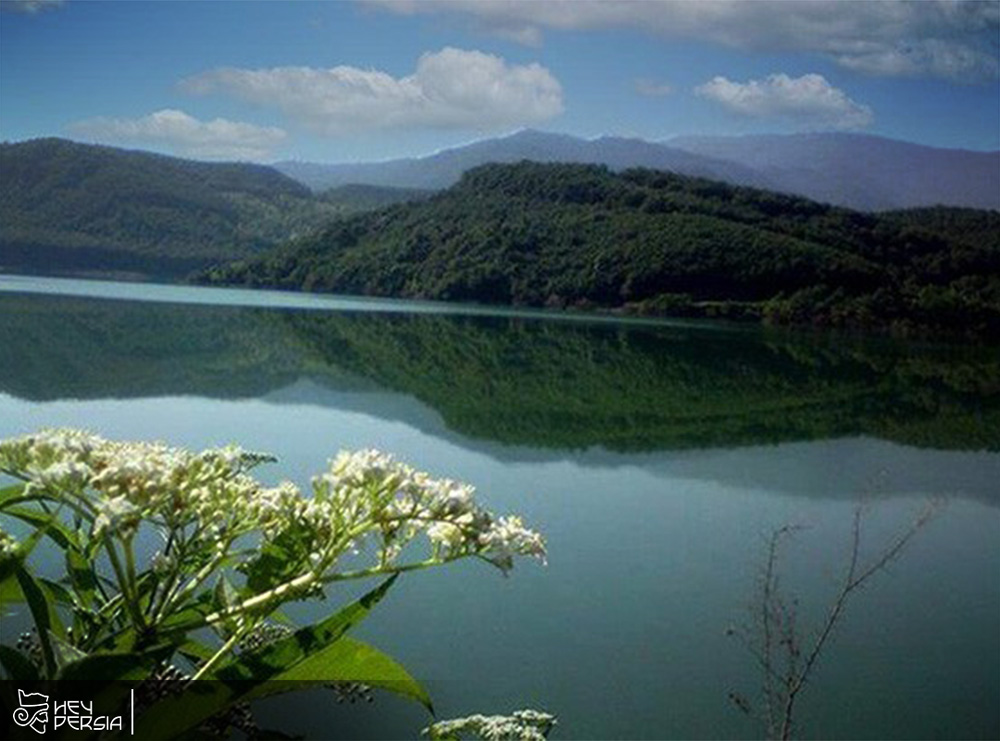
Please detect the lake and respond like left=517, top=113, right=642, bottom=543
left=1, top=275, right=997, bottom=739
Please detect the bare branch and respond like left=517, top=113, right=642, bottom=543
left=734, top=501, right=939, bottom=740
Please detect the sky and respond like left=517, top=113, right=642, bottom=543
left=0, top=0, right=998, bottom=163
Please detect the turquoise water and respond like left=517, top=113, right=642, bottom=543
left=1, top=276, right=997, bottom=739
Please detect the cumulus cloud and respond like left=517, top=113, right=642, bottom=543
left=634, top=78, right=673, bottom=97
left=67, top=109, right=287, bottom=160
left=695, top=73, right=873, bottom=130
left=180, top=47, right=564, bottom=135
left=371, top=0, right=1000, bottom=82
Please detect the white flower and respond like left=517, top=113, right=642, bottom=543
left=0, top=528, right=18, bottom=558
left=93, top=496, right=141, bottom=538
left=2, top=431, right=546, bottom=597
left=479, top=516, right=547, bottom=573
left=424, top=709, right=557, bottom=741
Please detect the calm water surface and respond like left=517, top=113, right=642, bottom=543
left=1, top=276, right=998, bottom=739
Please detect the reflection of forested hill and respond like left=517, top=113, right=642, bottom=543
left=0, top=294, right=368, bottom=400
left=0, top=293, right=996, bottom=452
left=274, top=312, right=1000, bottom=452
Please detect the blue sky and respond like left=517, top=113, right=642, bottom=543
left=1, top=0, right=998, bottom=162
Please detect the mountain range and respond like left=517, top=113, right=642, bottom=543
left=1, top=132, right=996, bottom=290
left=275, top=129, right=1000, bottom=212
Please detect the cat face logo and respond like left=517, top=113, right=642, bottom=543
left=12, top=690, right=48, bottom=734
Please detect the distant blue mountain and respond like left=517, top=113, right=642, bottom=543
left=668, top=132, right=1000, bottom=211
left=274, top=129, right=771, bottom=193
left=275, top=129, right=999, bottom=212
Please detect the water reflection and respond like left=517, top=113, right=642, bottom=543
left=0, top=284, right=998, bottom=739
left=1, top=291, right=997, bottom=454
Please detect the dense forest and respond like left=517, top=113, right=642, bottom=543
left=2, top=292, right=996, bottom=457
left=201, top=162, right=1000, bottom=338
left=0, top=139, right=424, bottom=279
left=319, top=183, right=434, bottom=211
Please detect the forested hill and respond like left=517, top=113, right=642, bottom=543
left=0, top=138, right=342, bottom=279
left=201, top=162, right=1000, bottom=338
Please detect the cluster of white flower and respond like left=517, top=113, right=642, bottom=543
left=424, top=710, right=557, bottom=741
left=1, top=431, right=545, bottom=578
left=0, top=429, right=287, bottom=543
left=312, top=449, right=546, bottom=573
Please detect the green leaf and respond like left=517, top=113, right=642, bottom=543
left=0, top=644, right=40, bottom=681
left=56, top=650, right=167, bottom=728
left=49, top=630, right=87, bottom=669
left=212, top=575, right=242, bottom=638
left=261, top=635, right=432, bottom=710
left=0, top=543, right=26, bottom=607
left=38, top=577, right=75, bottom=606
left=213, top=574, right=399, bottom=681
left=66, top=546, right=98, bottom=609
left=241, top=529, right=314, bottom=595
left=0, top=482, right=28, bottom=507
left=133, top=575, right=406, bottom=740
left=154, top=589, right=216, bottom=638
left=57, top=650, right=157, bottom=681
left=3, top=505, right=78, bottom=550
left=15, top=563, right=59, bottom=676
left=100, top=584, right=213, bottom=655
left=0, top=568, right=25, bottom=606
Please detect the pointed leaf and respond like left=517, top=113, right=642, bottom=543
left=66, top=546, right=98, bottom=609
left=261, top=635, right=432, bottom=710
left=0, top=482, right=29, bottom=508
left=214, top=574, right=398, bottom=681
left=0, top=569, right=25, bottom=606
left=133, top=576, right=401, bottom=740
left=0, top=645, right=40, bottom=681
left=15, top=564, right=59, bottom=676
left=3, top=505, right=78, bottom=550
left=49, top=630, right=87, bottom=669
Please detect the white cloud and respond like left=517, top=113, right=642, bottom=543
left=0, top=0, right=65, bottom=13
left=180, top=47, right=564, bottom=135
left=634, top=78, right=673, bottom=97
left=371, top=0, right=1000, bottom=82
left=67, top=109, right=287, bottom=161
left=695, top=73, right=874, bottom=130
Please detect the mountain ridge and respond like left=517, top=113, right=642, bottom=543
left=273, top=129, right=1000, bottom=212
left=668, top=132, right=1000, bottom=211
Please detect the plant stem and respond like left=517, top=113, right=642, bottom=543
left=104, top=536, right=146, bottom=631
left=192, top=557, right=446, bottom=630
left=189, top=628, right=245, bottom=681
left=155, top=540, right=231, bottom=622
